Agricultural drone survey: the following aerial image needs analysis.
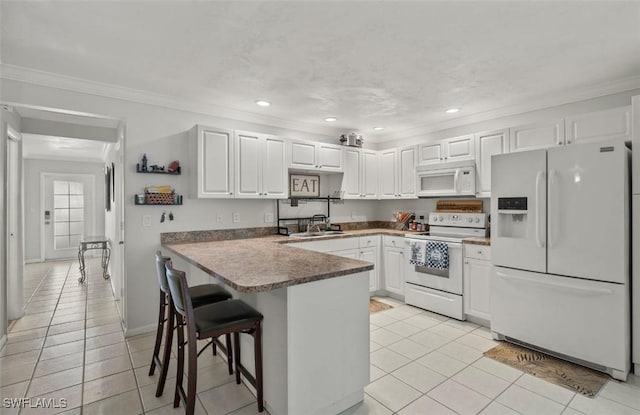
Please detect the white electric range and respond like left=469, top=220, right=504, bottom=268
left=404, top=212, right=487, bottom=320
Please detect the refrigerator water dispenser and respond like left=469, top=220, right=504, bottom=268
left=497, top=197, right=528, bottom=239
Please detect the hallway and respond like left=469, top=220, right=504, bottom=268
left=0, top=259, right=262, bottom=415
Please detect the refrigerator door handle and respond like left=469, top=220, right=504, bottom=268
left=535, top=170, right=545, bottom=248
left=453, top=168, right=461, bottom=194
left=548, top=169, right=557, bottom=248
left=497, top=271, right=613, bottom=296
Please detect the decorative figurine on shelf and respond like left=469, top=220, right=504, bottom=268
left=141, top=153, right=148, bottom=172
left=168, top=160, right=180, bottom=174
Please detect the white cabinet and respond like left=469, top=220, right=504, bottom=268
left=475, top=129, right=509, bottom=197
left=343, top=148, right=378, bottom=199
left=235, top=131, right=287, bottom=199
left=290, top=140, right=343, bottom=172
left=419, top=135, right=475, bottom=164
left=359, top=236, right=380, bottom=293
left=379, top=146, right=417, bottom=199
left=189, top=125, right=234, bottom=198
left=463, top=244, right=492, bottom=324
left=509, top=120, right=565, bottom=152
left=565, top=106, right=631, bottom=145
left=383, top=236, right=405, bottom=296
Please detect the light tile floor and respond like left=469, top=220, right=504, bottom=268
left=348, top=296, right=640, bottom=415
left=3, top=264, right=639, bottom=415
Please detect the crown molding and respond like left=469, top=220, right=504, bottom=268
left=0, top=64, right=345, bottom=139
left=379, top=74, right=640, bottom=142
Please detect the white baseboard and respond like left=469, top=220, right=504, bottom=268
left=25, top=259, right=42, bottom=264
left=0, top=334, right=7, bottom=351
left=124, top=323, right=156, bottom=338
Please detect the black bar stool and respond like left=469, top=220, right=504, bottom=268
left=165, top=260, right=264, bottom=414
left=150, top=251, right=233, bottom=398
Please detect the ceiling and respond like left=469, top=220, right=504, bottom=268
left=22, top=134, right=109, bottom=163
left=2, top=1, right=640, bottom=142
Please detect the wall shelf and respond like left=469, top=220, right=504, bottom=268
left=133, top=195, right=183, bottom=206
left=136, top=165, right=181, bottom=175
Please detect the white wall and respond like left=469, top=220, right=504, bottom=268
left=0, top=108, right=22, bottom=342
left=23, top=159, right=106, bottom=262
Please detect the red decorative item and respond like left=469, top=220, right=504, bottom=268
left=168, top=160, right=180, bottom=173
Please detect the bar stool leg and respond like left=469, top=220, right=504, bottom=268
left=233, top=332, right=241, bottom=384
left=149, top=290, right=166, bottom=376
left=225, top=334, right=233, bottom=375
left=254, top=321, right=264, bottom=412
left=174, top=315, right=185, bottom=408
left=186, top=324, right=199, bottom=415
left=155, top=303, right=175, bottom=397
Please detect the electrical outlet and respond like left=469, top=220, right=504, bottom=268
left=351, top=211, right=357, bottom=220
left=142, top=215, right=152, bottom=227
left=264, top=212, right=274, bottom=223
left=232, top=212, right=240, bottom=223
left=216, top=214, right=223, bottom=223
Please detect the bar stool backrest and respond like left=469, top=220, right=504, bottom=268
left=155, top=251, right=171, bottom=294
left=165, top=261, right=193, bottom=318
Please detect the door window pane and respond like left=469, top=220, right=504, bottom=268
left=53, top=181, right=84, bottom=250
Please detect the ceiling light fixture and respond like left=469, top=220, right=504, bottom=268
left=255, top=100, right=271, bottom=107
left=324, top=117, right=337, bottom=122
left=445, top=108, right=461, bottom=114
left=373, top=126, right=385, bottom=131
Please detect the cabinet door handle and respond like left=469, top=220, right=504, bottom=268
left=465, top=261, right=469, bottom=264
left=477, top=250, right=482, bottom=254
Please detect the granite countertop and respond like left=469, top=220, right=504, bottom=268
left=162, top=228, right=490, bottom=293
left=463, top=237, right=491, bottom=246
left=163, top=235, right=375, bottom=293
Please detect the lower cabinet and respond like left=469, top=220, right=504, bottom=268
left=463, top=245, right=492, bottom=324
left=383, top=236, right=405, bottom=297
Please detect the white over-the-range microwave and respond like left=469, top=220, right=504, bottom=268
left=416, top=160, right=476, bottom=197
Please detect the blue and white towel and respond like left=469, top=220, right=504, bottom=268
left=409, top=240, right=427, bottom=266
left=425, top=241, right=449, bottom=271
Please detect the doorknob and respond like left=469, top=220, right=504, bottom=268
left=118, top=241, right=124, bottom=245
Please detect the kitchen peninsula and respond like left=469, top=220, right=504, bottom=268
left=163, top=235, right=374, bottom=415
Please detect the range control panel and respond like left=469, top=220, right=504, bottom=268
left=428, top=212, right=487, bottom=228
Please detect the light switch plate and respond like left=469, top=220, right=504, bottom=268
left=142, top=215, right=152, bottom=227
left=264, top=212, right=274, bottom=223
left=232, top=212, right=240, bottom=223
left=216, top=214, right=223, bottom=223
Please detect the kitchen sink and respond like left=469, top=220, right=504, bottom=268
left=289, top=230, right=344, bottom=238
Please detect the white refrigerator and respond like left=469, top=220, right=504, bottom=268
left=632, top=94, right=640, bottom=376
left=491, top=139, right=630, bottom=380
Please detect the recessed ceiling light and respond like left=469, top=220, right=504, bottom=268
left=445, top=108, right=461, bottom=114
left=255, top=100, right=271, bottom=107
left=373, top=126, right=385, bottom=131
left=324, top=117, right=337, bottom=122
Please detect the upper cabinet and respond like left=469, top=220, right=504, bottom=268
left=379, top=146, right=417, bottom=199
left=289, top=140, right=343, bottom=172
left=235, top=131, right=287, bottom=199
left=509, top=119, right=565, bottom=152
left=475, top=129, right=508, bottom=197
left=342, top=148, right=378, bottom=199
left=565, top=106, right=631, bottom=145
left=418, top=135, right=475, bottom=164
left=189, top=125, right=234, bottom=198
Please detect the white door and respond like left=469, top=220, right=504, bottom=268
left=235, top=132, right=261, bottom=198
left=419, top=142, right=443, bottom=164
left=443, top=135, right=475, bottom=162
left=378, top=149, right=397, bottom=199
left=398, top=146, right=417, bottom=198
left=290, top=141, right=317, bottom=169
left=383, top=247, right=404, bottom=296
left=262, top=136, right=287, bottom=198
left=509, top=120, right=565, bottom=152
left=43, top=174, right=95, bottom=260
left=475, top=129, right=508, bottom=197
left=463, top=258, right=492, bottom=321
left=342, top=148, right=361, bottom=199
left=7, top=131, right=23, bottom=320
left=547, top=140, right=628, bottom=283
left=317, top=143, right=343, bottom=171
left=491, top=150, right=547, bottom=273
left=200, top=128, right=234, bottom=197
left=362, top=150, right=378, bottom=199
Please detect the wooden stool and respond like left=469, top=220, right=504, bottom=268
left=165, top=261, right=264, bottom=414
left=150, top=251, right=233, bottom=398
